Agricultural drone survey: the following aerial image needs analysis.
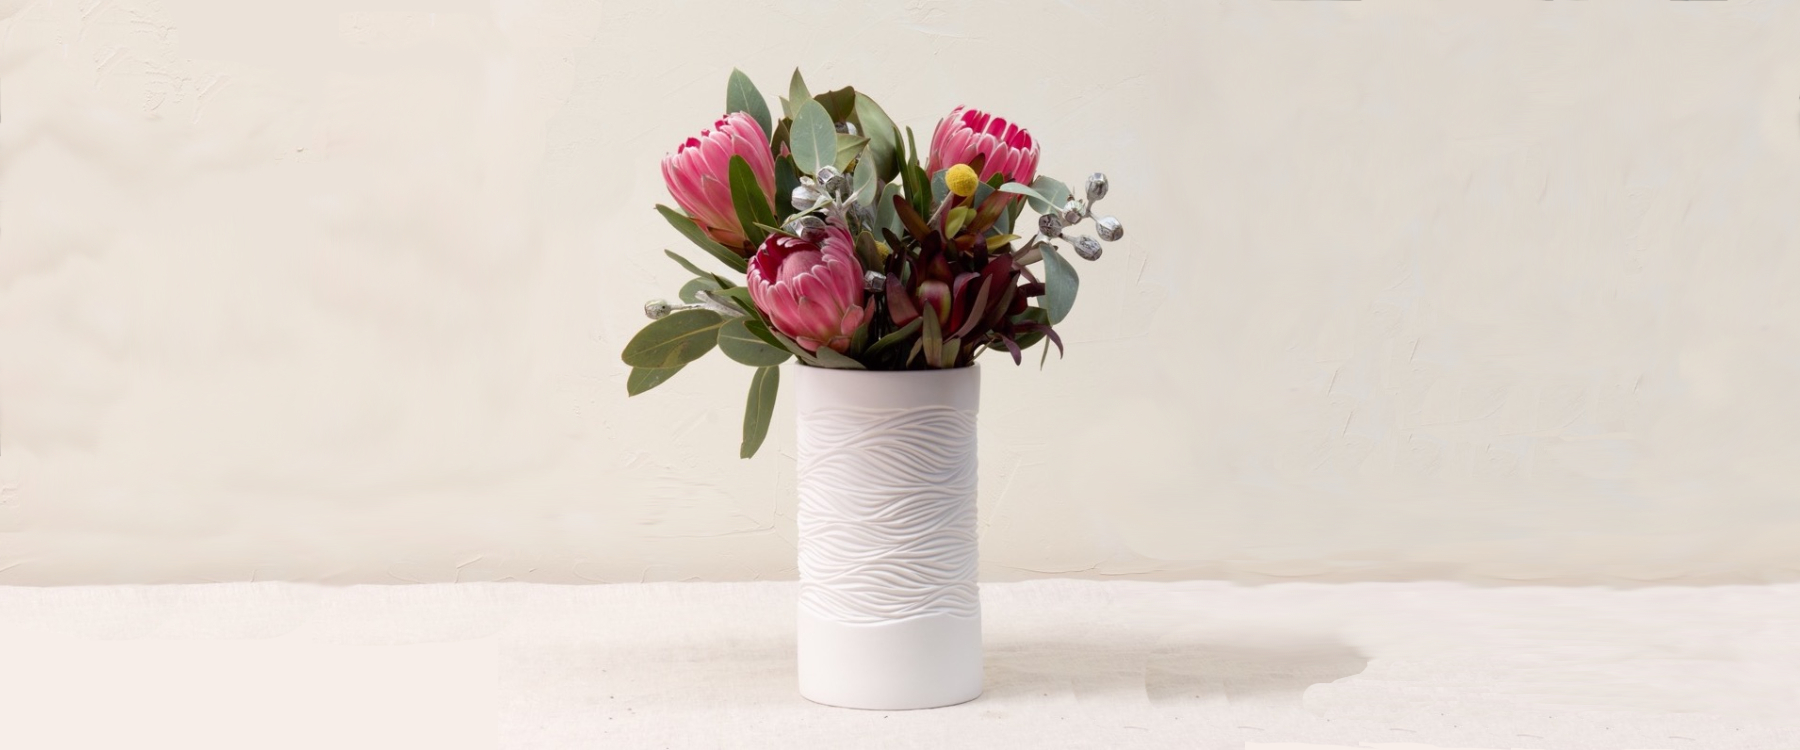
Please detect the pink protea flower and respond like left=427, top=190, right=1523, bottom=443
left=746, top=225, right=873, bottom=354
left=926, top=106, right=1040, bottom=187
left=660, top=112, right=776, bottom=251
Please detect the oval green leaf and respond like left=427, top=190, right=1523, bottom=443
left=851, top=93, right=899, bottom=182
left=809, top=347, right=866, bottom=370
left=1027, top=175, right=1072, bottom=214
left=656, top=205, right=747, bottom=273
left=627, top=364, right=685, bottom=396
left=740, top=365, right=779, bottom=459
left=720, top=317, right=791, bottom=367
left=621, top=309, right=726, bottom=369
left=790, top=99, right=838, bottom=176
left=725, top=69, right=772, bottom=142
left=1041, top=243, right=1079, bottom=325
left=728, top=155, right=776, bottom=247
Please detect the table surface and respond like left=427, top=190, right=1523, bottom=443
left=1, top=581, right=1795, bottom=749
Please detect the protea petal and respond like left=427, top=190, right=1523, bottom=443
left=744, top=222, right=868, bottom=357
left=660, top=112, right=776, bottom=253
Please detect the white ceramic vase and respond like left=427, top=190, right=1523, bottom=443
left=793, top=363, right=982, bottom=710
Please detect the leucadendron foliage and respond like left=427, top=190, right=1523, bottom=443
left=622, top=69, right=1125, bottom=458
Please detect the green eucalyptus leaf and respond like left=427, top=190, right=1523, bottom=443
left=854, top=230, right=881, bottom=272
left=1027, top=175, right=1072, bottom=213
left=851, top=94, right=899, bottom=182
left=740, top=316, right=786, bottom=350
left=785, top=69, right=810, bottom=119
left=656, top=205, right=747, bottom=273
left=663, top=250, right=736, bottom=287
left=620, top=309, right=727, bottom=369
left=903, top=126, right=930, bottom=217
left=626, top=364, right=685, bottom=396
left=740, top=365, right=779, bottom=459
left=813, top=86, right=857, bottom=122
left=773, top=155, right=799, bottom=221
left=998, top=182, right=1049, bottom=205
left=1041, top=243, right=1079, bottom=324
left=809, top=347, right=866, bottom=370
left=930, top=169, right=947, bottom=209
left=763, top=326, right=820, bottom=366
left=728, top=155, right=776, bottom=247
left=725, top=68, right=772, bottom=140
left=720, top=317, right=792, bottom=367
left=835, top=134, right=869, bottom=173
left=873, top=183, right=899, bottom=236
left=712, top=286, right=757, bottom=316
left=852, top=154, right=877, bottom=207
left=790, top=100, right=837, bottom=176
left=679, top=277, right=723, bottom=303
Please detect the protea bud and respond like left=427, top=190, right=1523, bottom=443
left=660, top=112, right=776, bottom=251
left=927, top=106, right=1040, bottom=187
left=746, top=222, right=873, bottom=354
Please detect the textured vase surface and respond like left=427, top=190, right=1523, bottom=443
left=794, top=364, right=982, bottom=710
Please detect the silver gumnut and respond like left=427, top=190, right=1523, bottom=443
left=1085, top=172, right=1109, bottom=203
left=1094, top=216, right=1124, bottom=242
left=1038, top=212, right=1064, bottom=238
left=791, top=184, right=823, bottom=212
left=1070, top=235, right=1103, bottom=261
left=644, top=299, right=673, bottom=319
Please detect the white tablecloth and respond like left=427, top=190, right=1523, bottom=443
left=1, top=581, right=1795, bottom=749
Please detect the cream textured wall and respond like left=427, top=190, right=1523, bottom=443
left=3, top=0, right=1797, bottom=585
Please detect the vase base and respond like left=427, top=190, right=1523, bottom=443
left=796, top=609, right=982, bottom=710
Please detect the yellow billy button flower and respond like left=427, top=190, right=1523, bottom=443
left=945, top=163, right=979, bottom=198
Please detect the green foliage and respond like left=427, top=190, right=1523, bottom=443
left=851, top=94, right=900, bottom=183
left=1040, top=243, right=1079, bottom=324
left=724, top=69, right=772, bottom=141
left=997, top=182, right=1049, bottom=206
left=773, top=155, right=799, bottom=221
left=812, top=86, right=857, bottom=122
left=790, top=100, right=838, bottom=176
left=740, top=366, right=778, bottom=458
left=663, top=249, right=736, bottom=287
left=656, top=205, right=747, bottom=273
left=626, top=364, right=685, bottom=396
left=834, top=134, right=869, bottom=173
left=785, top=69, right=810, bottom=119
left=902, top=126, right=930, bottom=217
left=679, top=277, right=722, bottom=303
left=851, top=154, right=877, bottom=206
left=1028, top=175, right=1072, bottom=214
left=621, top=309, right=727, bottom=369
left=728, top=155, right=776, bottom=247
left=719, top=317, right=791, bottom=367
left=810, top=347, right=866, bottom=370
left=866, top=318, right=920, bottom=355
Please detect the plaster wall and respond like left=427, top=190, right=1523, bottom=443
left=2, top=0, right=1797, bottom=584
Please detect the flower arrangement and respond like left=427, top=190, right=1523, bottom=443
left=621, top=69, right=1124, bottom=457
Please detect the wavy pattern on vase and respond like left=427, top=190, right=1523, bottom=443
left=798, top=405, right=979, bottom=625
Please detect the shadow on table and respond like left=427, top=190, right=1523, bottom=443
left=981, top=636, right=1369, bottom=705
